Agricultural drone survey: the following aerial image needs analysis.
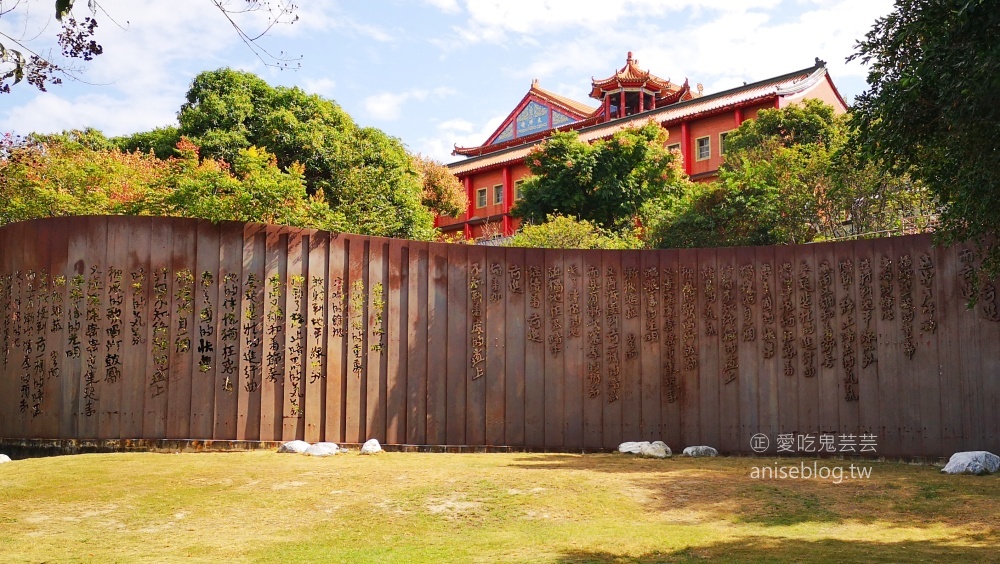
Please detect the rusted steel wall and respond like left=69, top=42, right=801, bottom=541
left=1, top=216, right=997, bottom=456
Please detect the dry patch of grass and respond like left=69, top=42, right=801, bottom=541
left=0, top=451, right=997, bottom=562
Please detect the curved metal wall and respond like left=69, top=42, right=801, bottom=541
left=0, top=216, right=997, bottom=456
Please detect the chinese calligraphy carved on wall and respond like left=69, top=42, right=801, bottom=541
left=3, top=218, right=998, bottom=456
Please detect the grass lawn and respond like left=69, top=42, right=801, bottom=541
left=0, top=451, right=997, bottom=563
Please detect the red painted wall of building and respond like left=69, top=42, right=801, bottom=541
left=687, top=111, right=742, bottom=177
left=664, top=125, right=682, bottom=149
left=509, top=162, right=531, bottom=185
left=741, top=100, right=776, bottom=121
left=439, top=161, right=533, bottom=238
left=470, top=168, right=505, bottom=218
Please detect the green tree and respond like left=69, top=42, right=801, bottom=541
left=651, top=101, right=841, bottom=248
left=725, top=99, right=842, bottom=154
left=850, top=0, right=1000, bottom=270
left=176, top=69, right=277, bottom=163
left=31, top=127, right=115, bottom=151
left=512, top=122, right=686, bottom=231
left=173, top=68, right=433, bottom=239
left=0, top=134, right=345, bottom=232
left=824, top=147, right=937, bottom=240
left=330, top=126, right=435, bottom=240
left=113, top=127, right=182, bottom=160
left=506, top=214, right=643, bottom=250
left=412, top=154, right=468, bottom=218
left=649, top=100, right=936, bottom=248
left=0, top=132, right=169, bottom=224
left=647, top=182, right=732, bottom=249
left=158, top=139, right=346, bottom=230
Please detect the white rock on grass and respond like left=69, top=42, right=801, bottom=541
left=619, top=441, right=671, bottom=458
left=305, top=442, right=340, bottom=457
left=941, top=451, right=1000, bottom=475
left=0, top=454, right=10, bottom=463
left=277, top=440, right=311, bottom=454
left=640, top=441, right=671, bottom=459
left=683, top=446, right=719, bottom=457
left=618, top=441, right=647, bottom=454
left=360, top=439, right=382, bottom=455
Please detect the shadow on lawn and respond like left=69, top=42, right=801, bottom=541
left=555, top=534, right=999, bottom=563
left=509, top=453, right=883, bottom=474
left=509, top=454, right=1000, bottom=529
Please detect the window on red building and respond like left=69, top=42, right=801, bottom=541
left=696, top=136, right=711, bottom=160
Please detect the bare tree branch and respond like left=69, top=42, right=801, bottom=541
left=0, top=0, right=301, bottom=93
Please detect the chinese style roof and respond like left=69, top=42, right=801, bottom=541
left=454, top=53, right=710, bottom=158
left=452, top=80, right=597, bottom=157
left=532, top=83, right=597, bottom=117
left=448, top=60, right=839, bottom=176
left=589, top=52, right=682, bottom=99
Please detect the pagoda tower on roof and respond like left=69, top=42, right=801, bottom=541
left=591, top=52, right=695, bottom=119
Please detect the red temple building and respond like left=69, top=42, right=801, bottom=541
left=439, top=53, right=847, bottom=241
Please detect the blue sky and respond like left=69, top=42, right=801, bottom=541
left=0, top=0, right=893, bottom=164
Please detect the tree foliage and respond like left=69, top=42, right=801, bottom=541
left=0, top=131, right=164, bottom=224
left=506, top=214, right=643, bottom=250
left=6, top=67, right=441, bottom=240
left=1, top=63, right=439, bottom=239
left=158, top=139, right=344, bottom=228
left=0, top=0, right=298, bottom=93
left=850, top=0, right=1000, bottom=271
left=649, top=100, right=936, bottom=249
left=512, top=121, right=686, bottom=231
left=113, top=126, right=182, bottom=160
left=644, top=182, right=730, bottom=249
left=0, top=133, right=344, bottom=231
left=172, top=68, right=434, bottom=239
left=412, top=154, right=468, bottom=218
left=724, top=99, right=842, bottom=154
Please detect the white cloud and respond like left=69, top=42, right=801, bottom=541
left=364, top=92, right=405, bottom=120
left=441, top=0, right=783, bottom=46
left=343, top=19, right=395, bottom=42
left=413, top=113, right=507, bottom=162
left=513, top=39, right=616, bottom=85
left=450, top=0, right=891, bottom=102
left=437, top=118, right=475, bottom=133
left=257, top=0, right=394, bottom=42
left=1, top=92, right=178, bottom=136
left=635, top=0, right=892, bottom=91
left=363, top=87, right=456, bottom=121
left=423, top=0, right=463, bottom=14
left=303, top=77, right=337, bottom=97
